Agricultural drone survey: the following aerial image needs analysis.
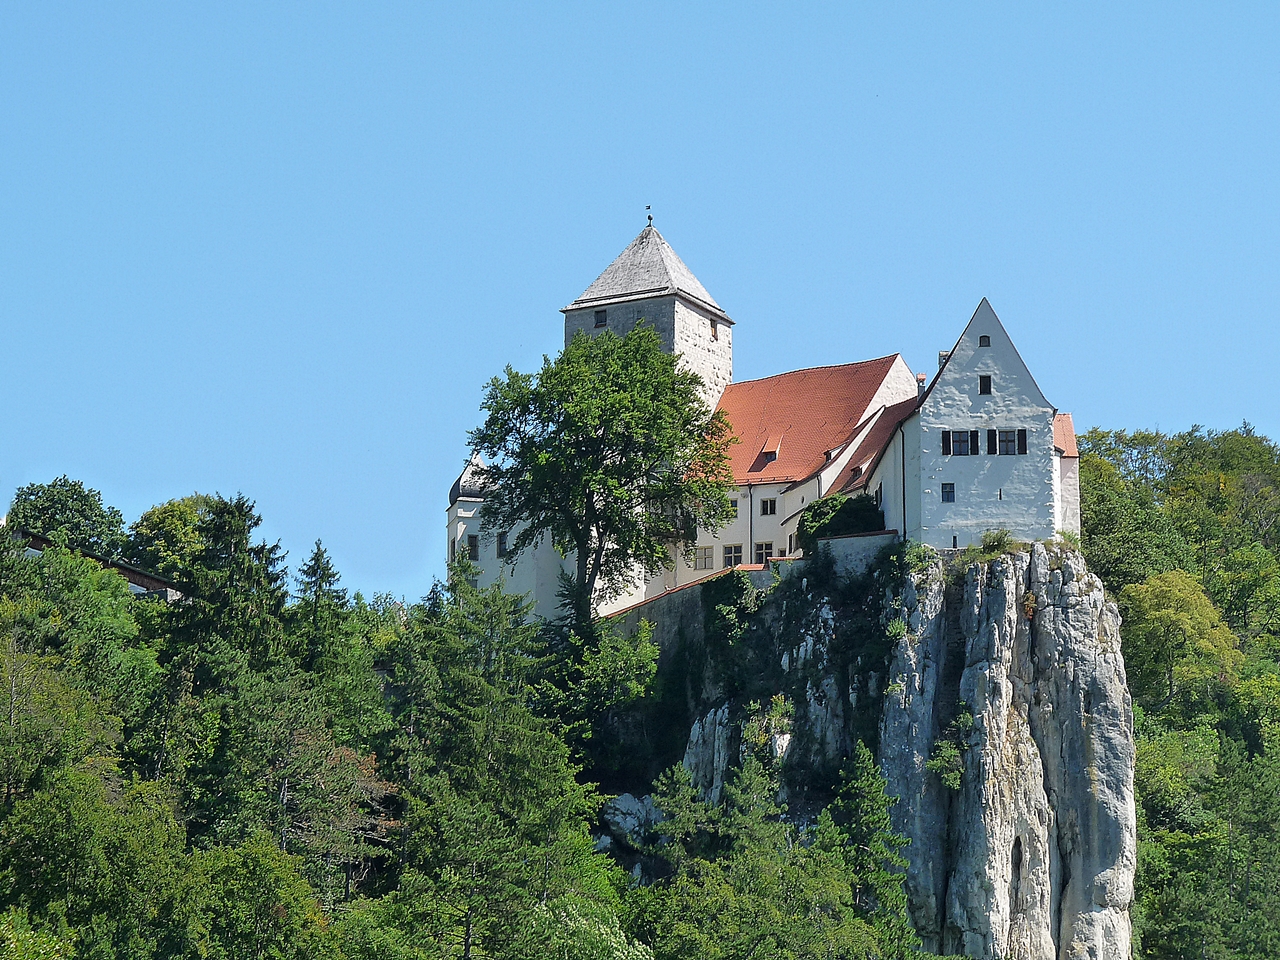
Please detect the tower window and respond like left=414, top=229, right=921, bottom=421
left=711, top=319, right=718, bottom=341
left=979, top=335, right=991, bottom=347
left=467, top=535, right=480, bottom=561
left=496, top=531, right=509, bottom=558
left=942, top=483, right=955, bottom=503
left=979, top=375, right=992, bottom=395
left=761, top=498, right=777, bottom=516
left=594, top=310, right=607, bottom=328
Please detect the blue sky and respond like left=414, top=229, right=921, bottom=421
left=2, top=3, right=1277, bottom=598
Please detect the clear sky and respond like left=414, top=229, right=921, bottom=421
left=2, top=4, right=1277, bottom=599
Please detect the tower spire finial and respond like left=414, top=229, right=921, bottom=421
left=645, top=204, right=652, bottom=227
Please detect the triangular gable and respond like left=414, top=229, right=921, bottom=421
left=919, top=298, right=1053, bottom=412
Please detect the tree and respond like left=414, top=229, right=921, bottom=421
left=1121, top=570, right=1242, bottom=713
left=7, top=476, right=126, bottom=557
left=469, top=326, right=736, bottom=637
left=125, top=494, right=214, bottom=579
left=292, top=540, right=349, bottom=672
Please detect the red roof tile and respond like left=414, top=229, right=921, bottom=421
left=836, top=396, right=920, bottom=492
left=715, top=356, right=903, bottom=485
left=1054, top=413, right=1078, bottom=458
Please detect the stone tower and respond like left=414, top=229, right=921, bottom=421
left=561, top=224, right=733, bottom=407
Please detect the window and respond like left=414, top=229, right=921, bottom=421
left=762, top=451, right=777, bottom=464
left=979, top=335, right=991, bottom=347
left=755, top=542, right=774, bottom=564
left=593, top=309, right=607, bottom=328
left=723, top=544, right=743, bottom=568
left=874, top=482, right=883, bottom=507
left=987, top=429, right=998, bottom=455
left=449, top=538, right=456, bottom=562
left=979, top=375, right=992, bottom=395
left=496, top=531, right=508, bottom=558
left=728, top=498, right=738, bottom=518
left=1017, top=428, right=1028, bottom=455
left=694, top=546, right=714, bottom=570
left=999, top=429, right=1018, bottom=455
left=761, top=498, right=777, bottom=516
left=710, top=319, right=718, bottom=341
left=788, top=533, right=795, bottom=554
left=941, top=483, right=955, bottom=503
left=467, top=535, right=480, bottom=561
left=951, top=430, right=971, bottom=456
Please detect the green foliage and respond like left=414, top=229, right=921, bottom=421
left=7, top=476, right=126, bottom=558
left=0, top=909, right=75, bottom=959
left=925, top=704, right=974, bottom=790
left=469, top=325, right=736, bottom=638
left=795, top=492, right=885, bottom=554
left=124, top=494, right=213, bottom=579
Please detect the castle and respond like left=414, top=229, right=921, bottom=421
left=448, top=224, right=1080, bottom=618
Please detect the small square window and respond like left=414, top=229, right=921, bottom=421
left=496, top=531, right=508, bottom=558
left=979, top=335, right=991, bottom=347
left=467, top=534, right=480, bottom=561
left=728, top=498, right=738, bottom=518
left=754, top=542, right=774, bottom=564
left=941, top=483, right=956, bottom=503
left=593, top=310, right=607, bottom=328
left=760, top=498, right=777, bottom=516
left=723, top=544, right=743, bottom=568
left=979, top=375, right=992, bottom=395
left=694, top=546, right=714, bottom=570
left=999, top=430, right=1018, bottom=455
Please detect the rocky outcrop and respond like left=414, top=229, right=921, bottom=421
left=880, top=544, right=1135, bottom=960
left=617, top=543, right=1135, bottom=959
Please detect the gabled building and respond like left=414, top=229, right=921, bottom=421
left=448, top=226, right=1080, bottom=617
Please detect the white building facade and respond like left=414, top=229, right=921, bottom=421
left=447, top=227, right=1081, bottom=618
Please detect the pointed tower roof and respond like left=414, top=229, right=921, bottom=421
left=562, top=225, right=731, bottom=322
left=448, top=452, right=488, bottom=505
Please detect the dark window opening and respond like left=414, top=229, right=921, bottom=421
left=710, top=319, right=718, bottom=341
left=874, top=482, right=883, bottom=507
left=953, top=535, right=959, bottom=548
left=979, top=335, right=991, bottom=347
left=941, top=483, right=955, bottom=503
left=998, top=487, right=1003, bottom=501
left=449, top=538, right=456, bottom=562
left=979, top=375, right=992, bottom=395
left=987, top=429, right=998, bottom=455
left=951, top=430, right=970, bottom=456
left=467, top=535, right=480, bottom=561
left=723, top=544, right=743, bottom=568
left=1017, top=428, right=1028, bottom=455
left=999, top=429, right=1018, bottom=455
left=728, top=498, right=738, bottom=518
left=761, top=498, right=777, bottom=516
left=593, top=309, right=607, bottom=328
left=762, top=451, right=777, bottom=464
left=496, top=532, right=508, bottom=558
left=754, top=542, right=773, bottom=565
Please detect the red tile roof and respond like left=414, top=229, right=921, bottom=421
left=715, top=356, right=903, bottom=485
left=1054, top=413, right=1078, bottom=458
left=836, top=396, right=920, bottom=492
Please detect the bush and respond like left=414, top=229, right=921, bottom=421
left=796, top=494, right=885, bottom=554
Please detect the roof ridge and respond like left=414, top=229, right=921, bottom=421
left=725, top=354, right=900, bottom=387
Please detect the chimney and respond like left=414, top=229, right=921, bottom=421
left=916, top=372, right=927, bottom=397
left=938, top=350, right=951, bottom=369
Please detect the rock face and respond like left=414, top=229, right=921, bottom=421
left=879, top=544, right=1135, bottom=959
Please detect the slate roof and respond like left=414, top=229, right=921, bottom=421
left=1054, top=413, right=1079, bottom=458
left=449, top=452, right=488, bottom=505
left=562, top=225, right=731, bottom=322
left=714, top=356, right=904, bottom=485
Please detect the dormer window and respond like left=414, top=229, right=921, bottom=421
left=979, top=335, right=991, bottom=347
left=979, top=375, right=992, bottom=395
left=594, top=310, right=607, bottom=328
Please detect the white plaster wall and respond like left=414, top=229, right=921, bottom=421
left=916, top=303, right=1057, bottom=549
left=868, top=355, right=921, bottom=410
left=1058, top=456, right=1081, bottom=536
left=866, top=428, right=907, bottom=537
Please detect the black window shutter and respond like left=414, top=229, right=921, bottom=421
left=970, top=430, right=980, bottom=455
left=942, top=431, right=951, bottom=455
left=987, top=429, right=997, bottom=455
left=1017, top=428, right=1028, bottom=454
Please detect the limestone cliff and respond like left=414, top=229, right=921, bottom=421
left=607, top=543, right=1136, bottom=960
